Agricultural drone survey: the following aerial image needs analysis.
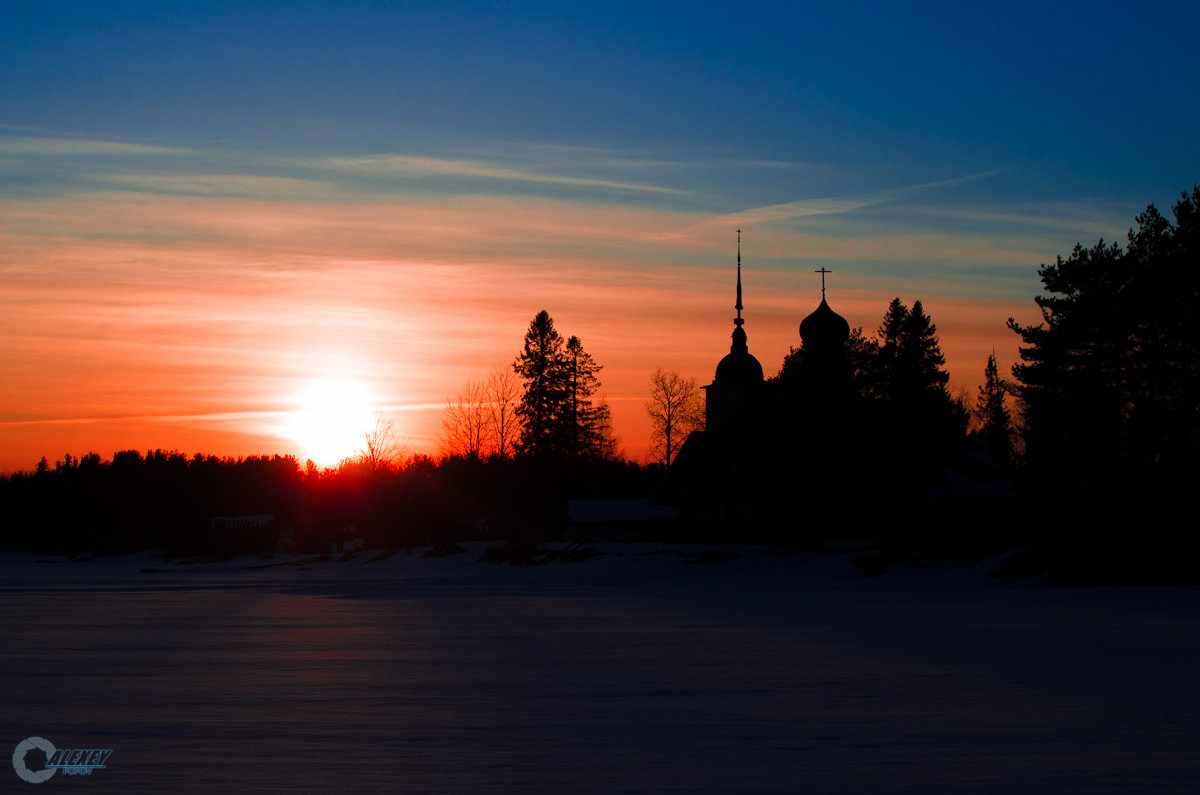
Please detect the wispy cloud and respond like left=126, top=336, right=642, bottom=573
left=315, top=154, right=693, bottom=195
left=0, top=409, right=290, bottom=427
left=491, top=142, right=811, bottom=172
left=712, top=170, right=1005, bottom=227
left=100, top=173, right=332, bottom=199
left=907, top=202, right=1132, bottom=241
left=0, top=135, right=188, bottom=156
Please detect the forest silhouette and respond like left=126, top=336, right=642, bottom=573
left=3, top=187, right=1198, bottom=584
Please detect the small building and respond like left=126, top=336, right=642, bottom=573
left=565, top=499, right=680, bottom=542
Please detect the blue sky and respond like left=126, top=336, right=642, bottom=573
left=2, top=1, right=1198, bottom=466
left=5, top=1, right=1196, bottom=189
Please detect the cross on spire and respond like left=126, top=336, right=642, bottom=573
left=815, top=267, right=831, bottom=299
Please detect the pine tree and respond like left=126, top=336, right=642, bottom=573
left=514, top=310, right=569, bottom=457
left=898, top=300, right=950, bottom=396
left=1008, top=186, right=1200, bottom=473
left=878, top=297, right=909, bottom=345
left=870, top=298, right=966, bottom=462
left=1008, top=240, right=1129, bottom=471
left=587, top=399, right=620, bottom=461
left=565, top=335, right=611, bottom=458
left=872, top=298, right=910, bottom=400
left=871, top=298, right=951, bottom=402
left=973, top=352, right=1013, bottom=468
left=513, top=313, right=613, bottom=459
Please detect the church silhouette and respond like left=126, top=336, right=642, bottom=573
left=660, top=233, right=864, bottom=538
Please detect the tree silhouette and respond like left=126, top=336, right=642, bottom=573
left=873, top=297, right=909, bottom=399
left=513, top=312, right=614, bottom=460
left=564, top=334, right=609, bottom=458
left=873, top=299, right=963, bottom=440
left=514, top=310, right=570, bottom=457
left=873, top=299, right=951, bottom=401
left=645, top=367, right=704, bottom=466
left=843, top=327, right=880, bottom=398
left=587, top=398, right=621, bottom=461
left=440, top=378, right=491, bottom=459
left=973, top=352, right=1014, bottom=468
left=485, top=365, right=522, bottom=459
left=901, top=301, right=949, bottom=389
left=355, top=412, right=408, bottom=474
left=440, top=366, right=524, bottom=459
left=1008, top=185, right=1200, bottom=474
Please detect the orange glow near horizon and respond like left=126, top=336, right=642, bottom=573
left=0, top=188, right=1054, bottom=473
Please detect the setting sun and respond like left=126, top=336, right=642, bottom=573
left=279, top=378, right=377, bottom=467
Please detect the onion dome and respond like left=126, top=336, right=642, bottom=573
left=799, top=298, right=850, bottom=348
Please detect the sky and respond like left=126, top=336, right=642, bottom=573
left=2, top=1, right=1198, bottom=471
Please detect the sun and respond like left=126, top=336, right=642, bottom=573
left=280, top=378, right=377, bottom=468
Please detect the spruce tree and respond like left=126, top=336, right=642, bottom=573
left=870, top=298, right=966, bottom=466
left=973, top=352, right=1013, bottom=468
left=565, top=335, right=615, bottom=458
left=872, top=298, right=951, bottom=403
left=514, top=310, right=569, bottom=457
left=898, top=300, right=950, bottom=396
left=513, top=313, right=613, bottom=459
left=873, top=298, right=909, bottom=400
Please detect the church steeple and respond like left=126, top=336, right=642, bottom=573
left=705, top=231, right=765, bottom=437
left=712, top=231, right=763, bottom=385
left=735, top=229, right=743, bottom=324
left=730, top=229, right=748, bottom=354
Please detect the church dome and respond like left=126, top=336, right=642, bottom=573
left=714, top=328, right=764, bottom=384
left=799, top=298, right=850, bottom=347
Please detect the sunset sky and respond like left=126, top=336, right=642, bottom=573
left=3, top=1, right=1198, bottom=470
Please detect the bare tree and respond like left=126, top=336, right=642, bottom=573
left=356, top=411, right=408, bottom=473
left=645, top=367, right=704, bottom=466
left=486, top=365, right=522, bottom=458
left=440, top=378, right=492, bottom=459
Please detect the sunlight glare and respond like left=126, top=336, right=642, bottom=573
left=280, top=378, right=377, bottom=468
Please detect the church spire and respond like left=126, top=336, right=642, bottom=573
left=730, top=229, right=748, bottom=354
left=735, top=228, right=743, bottom=324
left=709, top=229, right=764, bottom=391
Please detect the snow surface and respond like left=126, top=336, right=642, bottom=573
left=1, top=544, right=1198, bottom=793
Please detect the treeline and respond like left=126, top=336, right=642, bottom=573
left=994, top=187, right=1200, bottom=584
left=812, top=186, right=1200, bottom=583
left=1009, top=186, right=1200, bottom=483
left=1, top=309, right=647, bottom=556
left=773, top=185, right=1200, bottom=495
left=0, top=449, right=653, bottom=555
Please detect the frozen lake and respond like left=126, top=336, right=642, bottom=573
left=2, top=546, right=1199, bottom=792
